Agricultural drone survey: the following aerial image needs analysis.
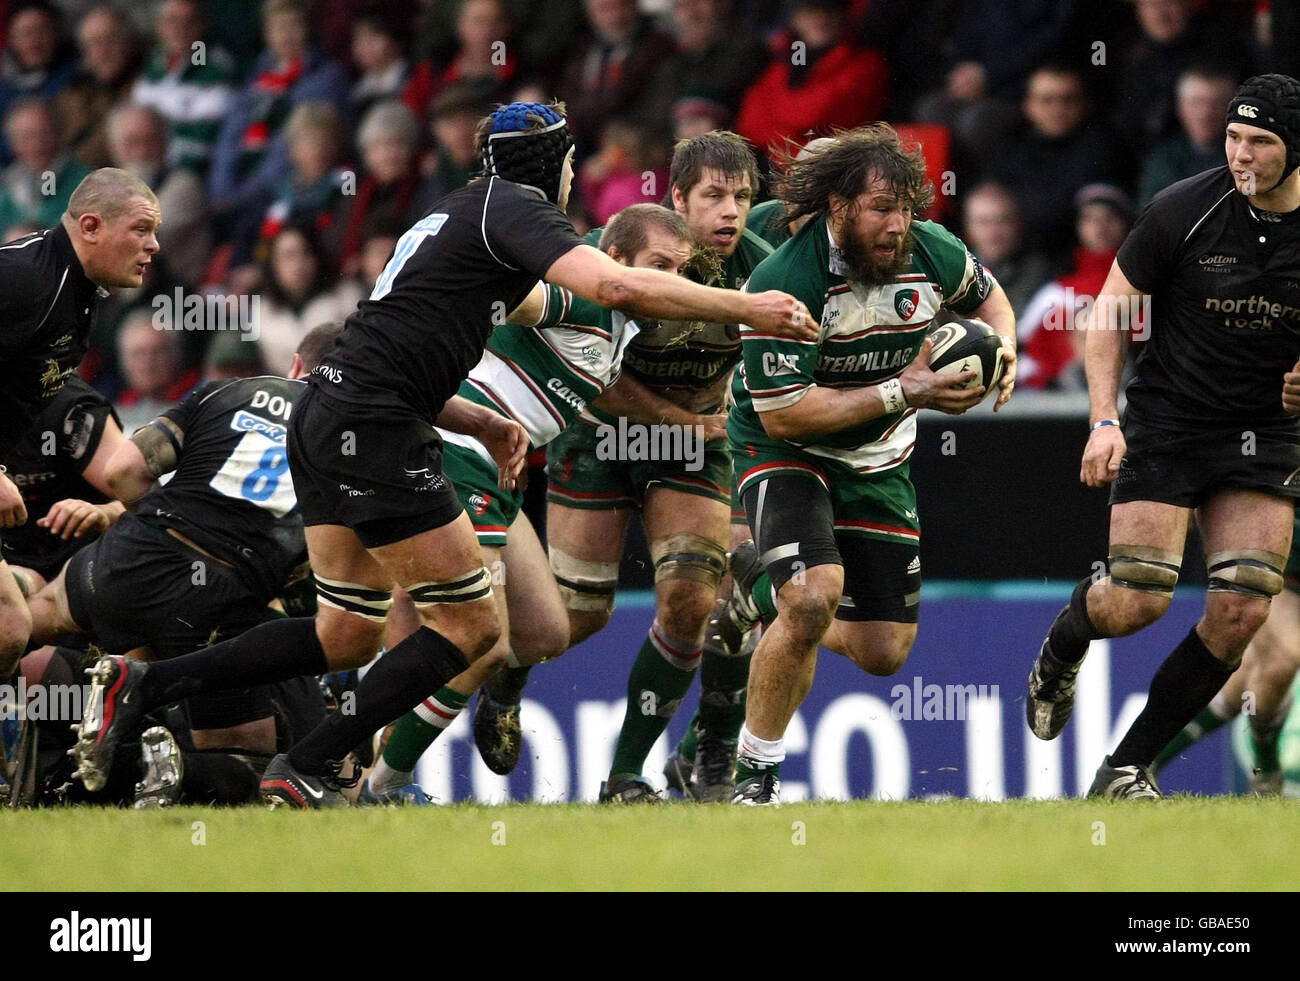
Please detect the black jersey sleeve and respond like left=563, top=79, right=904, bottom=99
left=52, top=382, right=118, bottom=475
left=1117, top=192, right=1190, bottom=296
left=160, top=380, right=226, bottom=438
left=483, top=179, right=583, bottom=279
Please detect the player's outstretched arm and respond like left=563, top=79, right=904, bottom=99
left=967, top=282, right=1017, bottom=411
left=543, top=245, right=817, bottom=341
left=759, top=339, right=982, bottom=441
left=1080, top=259, right=1143, bottom=488
left=594, top=374, right=728, bottom=438
left=434, top=395, right=528, bottom=491
left=104, top=418, right=186, bottom=506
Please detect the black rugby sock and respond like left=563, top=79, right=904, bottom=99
left=288, top=625, right=470, bottom=775
left=1110, top=625, right=1235, bottom=768
left=142, top=618, right=328, bottom=708
left=1044, top=578, right=1102, bottom=666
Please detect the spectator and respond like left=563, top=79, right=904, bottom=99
left=245, top=222, right=362, bottom=374
left=334, top=98, right=425, bottom=275
left=416, top=83, right=489, bottom=209
left=1017, top=183, right=1135, bottom=391
left=56, top=5, right=143, bottom=169
left=960, top=181, right=1055, bottom=317
left=578, top=118, right=669, bottom=226
left=413, top=0, right=585, bottom=93
left=557, top=0, right=674, bottom=156
left=640, top=0, right=768, bottom=135
left=1137, top=64, right=1238, bottom=208
left=106, top=102, right=211, bottom=289
left=670, top=93, right=731, bottom=141
left=207, top=0, right=348, bottom=223
left=0, top=1, right=78, bottom=165
left=734, top=0, right=888, bottom=160
left=132, top=0, right=236, bottom=177
left=403, top=0, right=518, bottom=118
left=348, top=8, right=411, bottom=127
left=984, top=62, right=1123, bottom=261
left=238, top=100, right=349, bottom=268
left=356, top=215, right=403, bottom=292
left=113, top=312, right=201, bottom=436
left=1114, top=0, right=1254, bottom=155
left=0, top=97, right=90, bottom=232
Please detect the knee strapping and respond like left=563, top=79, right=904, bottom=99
left=1109, top=545, right=1183, bottom=597
left=549, top=548, right=618, bottom=613
left=650, top=532, right=727, bottom=588
left=1206, top=549, right=1285, bottom=599
left=315, top=576, right=394, bottom=622
left=406, top=568, right=494, bottom=607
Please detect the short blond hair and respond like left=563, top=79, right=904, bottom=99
left=66, top=168, right=159, bottom=222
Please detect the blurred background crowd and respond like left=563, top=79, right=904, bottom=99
left=0, top=0, right=1294, bottom=425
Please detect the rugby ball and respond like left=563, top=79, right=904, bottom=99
left=927, top=316, right=1005, bottom=402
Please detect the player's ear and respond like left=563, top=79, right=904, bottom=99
left=607, top=245, right=627, bottom=266
left=670, top=183, right=687, bottom=214
left=77, top=212, right=103, bottom=240
left=289, top=354, right=305, bottom=380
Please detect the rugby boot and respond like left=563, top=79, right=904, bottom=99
left=133, top=726, right=183, bottom=808
left=73, top=656, right=149, bottom=792
left=1087, top=756, right=1162, bottom=799
left=260, top=754, right=353, bottom=809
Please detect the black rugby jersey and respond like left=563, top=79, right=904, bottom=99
left=136, top=376, right=307, bottom=598
left=0, top=378, right=118, bottom=578
left=0, top=225, right=105, bottom=457
left=1118, top=166, right=1300, bottom=431
left=312, top=177, right=583, bottom=421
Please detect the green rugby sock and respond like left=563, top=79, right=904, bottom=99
left=1152, top=696, right=1234, bottom=771
left=678, top=710, right=701, bottom=761
left=609, top=621, right=700, bottom=777
left=380, top=685, right=469, bottom=773
left=698, top=646, right=750, bottom=743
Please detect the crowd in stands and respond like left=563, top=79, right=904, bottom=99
left=0, top=0, right=1286, bottom=418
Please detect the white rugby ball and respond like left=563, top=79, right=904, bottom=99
left=927, top=317, right=1006, bottom=402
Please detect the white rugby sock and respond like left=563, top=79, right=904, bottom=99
left=739, top=724, right=785, bottom=765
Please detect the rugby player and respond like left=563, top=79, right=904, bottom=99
left=1026, top=74, right=1300, bottom=799
left=363, top=204, right=696, bottom=802
left=29, top=324, right=347, bottom=801
left=541, top=131, right=778, bottom=803
left=1151, top=537, right=1300, bottom=793
left=0, top=168, right=160, bottom=676
left=721, top=123, right=1017, bottom=805
left=2, top=376, right=128, bottom=601
left=74, top=102, right=814, bottom=808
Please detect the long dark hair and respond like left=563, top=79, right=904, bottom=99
left=775, top=124, right=935, bottom=226
left=263, top=221, right=332, bottom=309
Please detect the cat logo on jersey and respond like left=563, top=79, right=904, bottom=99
left=468, top=491, right=492, bottom=516
left=894, top=289, right=920, bottom=321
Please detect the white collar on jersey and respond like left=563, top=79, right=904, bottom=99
left=826, top=224, right=852, bottom=277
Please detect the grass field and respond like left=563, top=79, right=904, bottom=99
left=4, top=796, right=1297, bottom=891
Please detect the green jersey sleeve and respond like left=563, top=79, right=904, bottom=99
left=912, top=220, right=993, bottom=317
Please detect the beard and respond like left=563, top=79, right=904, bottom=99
left=836, top=227, right=915, bottom=286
